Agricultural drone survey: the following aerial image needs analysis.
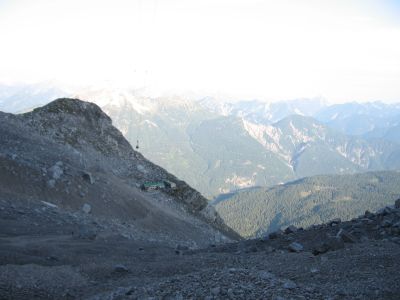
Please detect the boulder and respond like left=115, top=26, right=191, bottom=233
left=364, top=210, right=374, bottom=218
left=48, top=162, right=63, bottom=180
left=380, top=207, right=394, bottom=216
left=328, top=218, right=341, bottom=226
left=381, top=219, right=393, bottom=228
left=312, top=237, right=344, bottom=255
left=210, top=287, right=221, bottom=296
left=47, top=179, right=56, bottom=189
left=82, top=203, right=91, bottom=214
left=176, top=244, right=189, bottom=251
left=269, top=229, right=283, bottom=239
left=395, top=199, right=400, bottom=209
left=288, top=242, right=304, bottom=253
left=392, top=221, right=400, bottom=228
left=336, top=229, right=357, bottom=243
left=283, top=280, right=297, bottom=289
left=258, top=271, right=275, bottom=280
left=284, top=225, right=298, bottom=234
left=82, top=171, right=95, bottom=184
left=77, top=226, right=97, bottom=240
left=113, top=264, right=129, bottom=273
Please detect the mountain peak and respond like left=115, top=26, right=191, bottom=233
left=32, top=98, right=112, bottom=124
left=274, top=114, right=325, bottom=129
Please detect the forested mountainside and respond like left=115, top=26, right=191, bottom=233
left=214, top=171, right=400, bottom=238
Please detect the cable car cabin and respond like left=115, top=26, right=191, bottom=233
left=140, top=180, right=177, bottom=191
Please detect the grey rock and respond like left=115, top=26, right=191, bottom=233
left=113, top=264, right=129, bottom=273
left=47, top=179, right=56, bottom=188
left=265, top=246, right=274, bottom=253
left=77, top=226, right=97, bottom=240
left=288, top=242, right=304, bottom=252
left=258, top=271, right=275, bottom=280
left=395, top=199, right=400, bottom=209
left=392, top=221, right=400, bottom=228
left=284, top=225, right=298, bottom=234
left=364, top=210, right=374, bottom=218
left=380, top=206, right=394, bottom=216
left=360, top=218, right=374, bottom=225
left=336, top=228, right=357, bottom=243
left=210, top=287, right=221, bottom=296
left=269, top=229, right=283, bottom=239
left=82, top=171, right=95, bottom=184
left=329, top=218, right=341, bottom=226
left=48, top=162, right=63, bottom=180
left=283, top=280, right=297, bottom=289
left=381, top=219, right=393, bottom=228
left=313, top=237, right=344, bottom=255
left=176, top=244, right=189, bottom=251
left=227, top=288, right=234, bottom=298
left=82, top=203, right=91, bottom=214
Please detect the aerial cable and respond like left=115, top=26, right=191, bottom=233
left=135, top=0, right=158, bottom=153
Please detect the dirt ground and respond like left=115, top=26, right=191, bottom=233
left=1, top=196, right=400, bottom=300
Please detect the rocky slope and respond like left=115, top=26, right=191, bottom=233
left=0, top=98, right=239, bottom=246
left=1, top=192, right=399, bottom=299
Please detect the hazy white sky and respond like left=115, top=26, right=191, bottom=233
left=0, top=0, right=399, bottom=102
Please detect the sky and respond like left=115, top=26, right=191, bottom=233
left=0, top=0, right=399, bottom=103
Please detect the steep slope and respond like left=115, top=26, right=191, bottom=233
left=0, top=98, right=240, bottom=245
left=214, top=171, right=400, bottom=238
left=189, top=116, right=295, bottom=194
left=244, top=115, right=400, bottom=178
left=364, top=121, right=400, bottom=144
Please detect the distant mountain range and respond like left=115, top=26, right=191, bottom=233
left=213, top=170, right=400, bottom=238
left=197, top=97, right=327, bottom=124
left=1, top=84, right=399, bottom=198
left=315, top=101, right=400, bottom=136
left=0, top=83, right=67, bottom=113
